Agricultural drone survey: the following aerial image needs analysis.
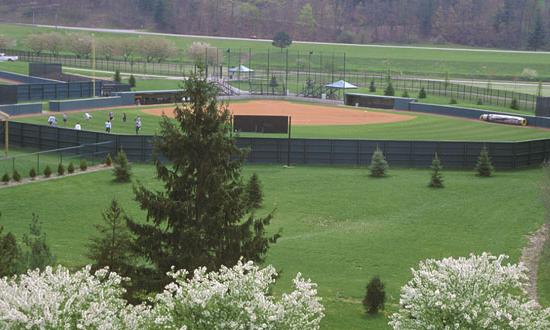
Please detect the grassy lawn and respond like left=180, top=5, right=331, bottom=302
left=3, top=23, right=550, bottom=80
left=0, top=164, right=545, bottom=329
left=0, top=60, right=28, bottom=75
left=133, top=78, right=183, bottom=91
left=538, top=237, right=550, bottom=306
left=12, top=101, right=550, bottom=141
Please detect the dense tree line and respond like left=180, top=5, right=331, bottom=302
left=1, top=0, right=549, bottom=49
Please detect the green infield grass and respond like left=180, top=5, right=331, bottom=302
left=12, top=101, right=550, bottom=141
left=0, top=164, right=545, bottom=329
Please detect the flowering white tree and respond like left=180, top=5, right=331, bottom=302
left=0, top=261, right=324, bottom=329
left=144, top=260, right=324, bottom=329
left=389, top=253, right=550, bottom=329
left=0, top=265, right=142, bottom=329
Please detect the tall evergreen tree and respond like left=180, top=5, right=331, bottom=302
left=127, top=69, right=279, bottom=292
left=86, top=199, right=134, bottom=275
left=369, top=147, right=389, bottom=177
left=363, top=276, right=386, bottom=314
left=21, top=213, right=56, bottom=272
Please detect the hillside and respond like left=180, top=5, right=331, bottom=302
left=0, top=0, right=549, bottom=50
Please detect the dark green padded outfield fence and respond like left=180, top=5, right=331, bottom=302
left=2, top=122, right=550, bottom=170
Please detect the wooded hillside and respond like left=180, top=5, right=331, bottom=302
left=1, top=0, right=549, bottom=50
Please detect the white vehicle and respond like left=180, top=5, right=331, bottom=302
left=0, top=53, right=18, bottom=62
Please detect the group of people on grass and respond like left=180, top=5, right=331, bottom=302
left=47, top=111, right=143, bottom=134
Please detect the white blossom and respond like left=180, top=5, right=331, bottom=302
left=389, top=253, right=550, bottom=329
left=0, top=261, right=323, bottom=329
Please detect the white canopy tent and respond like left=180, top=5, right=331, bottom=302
left=325, top=80, right=358, bottom=89
left=229, top=65, right=254, bottom=73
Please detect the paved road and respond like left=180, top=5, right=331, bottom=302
left=22, top=23, right=550, bottom=56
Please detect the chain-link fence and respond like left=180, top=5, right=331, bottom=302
left=0, top=48, right=537, bottom=112
left=0, top=141, right=114, bottom=180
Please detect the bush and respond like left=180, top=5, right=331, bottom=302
left=80, top=159, right=88, bottom=171
left=29, top=168, right=37, bottom=180
left=43, top=165, right=52, bottom=178
left=105, top=153, right=113, bottom=166
left=57, top=163, right=65, bottom=176
left=389, top=253, right=550, bottom=329
left=401, top=90, right=410, bottom=98
left=2, top=172, right=10, bottom=184
left=384, top=82, right=395, bottom=96
left=12, top=170, right=21, bottom=182
left=511, top=98, right=519, bottom=110
left=429, top=153, right=444, bottom=188
left=67, top=162, right=75, bottom=174
left=418, top=87, right=427, bottom=99
left=0, top=261, right=325, bottom=329
left=450, top=98, right=457, bottom=104
left=114, top=70, right=121, bottom=83
left=477, top=98, right=483, bottom=105
left=246, top=173, right=263, bottom=210
left=475, top=146, right=494, bottom=177
left=369, top=80, right=376, bottom=92
left=363, top=276, right=385, bottom=315
left=369, top=147, right=389, bottom=177
left=113, top=150, right=131, bottom=182
left=128, top=74, right=136, bottom=88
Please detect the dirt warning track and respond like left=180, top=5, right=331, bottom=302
left=142, top=100, right=415, bottom=126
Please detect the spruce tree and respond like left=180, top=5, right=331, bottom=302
left=402, top=90, right=410, bottom=98
left=429, top=153, right=444, bottom=188
left=12, top=169, right=21, bottom=182
left=369, top=147, right=389, bottom=177
left=369, top=80, right=376, bottom=92
left=86, top=199, right=134, bottom=275
left=528, top=13, right=546, bottom=50
left=2, top=172, right=9, bottom=184
left=67, top=162, right=75, bottom=174
left=80, top=159, right=88, bottom=171
left=113, top=150, right=131, bottom=182
left=418, top=87, right=427, bottom=99
left=384, top=82, right=395, bottom=96
left=114, top=69, right=121, bottom=83
left=43, top=166, right=52, bottom=178
left=57, top=163, right=65, bottom=176
left=29, top=168, right=37, bottom=180
left=246, top=173, right=263, bottom=210
left=363, top=276, right=386, bottom=314
left=21, top=213, right=56, bottom=271
left=475, top=146, right=494, bottom=177
left=510, top=98, right=519, bottom=110
left=128, top=74, right=136, bottom=88
left=127, top=69, right=279, bottom=292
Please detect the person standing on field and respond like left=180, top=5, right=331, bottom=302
left=122, top=112, right=127, bottom=123
left=135, top=117, right=142, bottom=135
left=62, top=113, right=68, bottom=126
left=105, top=120, right=112, bottom=133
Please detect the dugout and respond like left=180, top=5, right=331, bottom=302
left=345, top=93, right=415, bottom=110
left=134, top=90, right=185, bottom=105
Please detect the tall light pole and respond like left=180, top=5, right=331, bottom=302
left=92, top=33, right=96, bottom=97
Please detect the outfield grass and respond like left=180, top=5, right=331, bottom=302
left=13, top=102, right=550, bottom=141
left=538, top=237, right=550, bottom=307
left=0, top=164, right=545, bottom=329
left=3, top=23, right=550, bottom=80
left=133, top=78, right=183, bottom=91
